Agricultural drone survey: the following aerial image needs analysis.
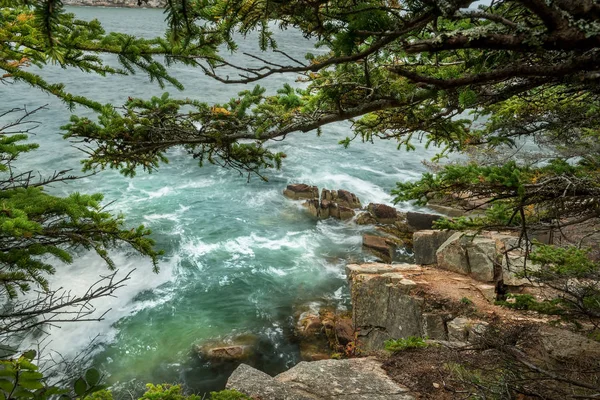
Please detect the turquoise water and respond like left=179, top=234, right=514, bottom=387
left=2, top=6, right=439, bottom=395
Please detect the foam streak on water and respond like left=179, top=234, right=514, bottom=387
left=2, top=5, right=441, bottom=394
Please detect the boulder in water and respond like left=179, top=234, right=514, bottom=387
left=362, top=234, right=396, bottom=263
left=283, top=183, right=319, bottom=200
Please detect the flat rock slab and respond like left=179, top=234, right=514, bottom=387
left=346, top=263, right=422, bottom=277
left=227, top=358, right=414, bottom=399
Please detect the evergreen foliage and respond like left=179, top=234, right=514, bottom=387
left=2, top=0, right=600, bottom=393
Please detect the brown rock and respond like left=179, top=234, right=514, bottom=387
left=337, top=189, right=361, bottom=209
left=303, top=199, right=320, bottom=218
left=334, top=318, right=355, bottom=346
left=407, top=211, right=444, bottom=231
left=321, top=188, right=335, bottom=202
left=283, top=183, right=319, bottom=200
left=367, top=203, right=398, bottom=224
left=206, top=345, right=252, bottom=361
left=362, top=234, right=396, bottom=263
left=356, top=211, right=376, bottom=225
left=338, top=206, right=355, bottom=220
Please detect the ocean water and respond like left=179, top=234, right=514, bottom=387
left=2, top=6, right=440, bottom=394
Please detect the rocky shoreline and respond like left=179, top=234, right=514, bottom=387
left=197, top=183, right=600, bottom=398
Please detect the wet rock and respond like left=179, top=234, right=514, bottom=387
left=367, top=203, right=398, bottom=224
left=406, top=212, right=443, bottom=231
left=334, top=318, right=354, bottom=346
left=304, top=199, right=320, bottom=218
left=194, top=334, right=258, bottom=362
left=362, top=234, right=396, bottom=263
left=337, top=189, right=361, bottom=209
left=205, top=345, right=252, bottom=361
left=413, top=230, right=455, bottom=265
left=284, top=183, right=319, bottom=200
left=227, top=358, right=415, bottom=400
left=356, top=211, right=377, bottom=225
left=338, top=205, right=355, bottom=220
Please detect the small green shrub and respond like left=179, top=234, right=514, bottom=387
left=384, top=336, right=428, bottom=352
left=140, top=384, right=200, bottom=400
left=209, top=389, right=251, bottom=400
left=496, top=294, right=562, bottom=315
left=460, top=297, right=474, bottom=306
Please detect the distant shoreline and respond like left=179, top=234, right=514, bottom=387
left=62, top=1, right=164, bottom=8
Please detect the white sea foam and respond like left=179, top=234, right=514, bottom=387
left=21, top=250, right=176, bottom=362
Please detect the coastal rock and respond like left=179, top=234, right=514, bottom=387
left=294, top=306, right=354, bottom=360
left=367, top=203, right=398, bottom=224
left=349, top=267, right=423, bottom=350
left=346, top=263, right=421, bottom=278
left=362, top=234, right=396, bottom=263
left=304, top=199, right=320, bottom=218
left=284, top=183, right=319, bottom=200
left=356, top=211, right=377, bottom=225
left=226, top=364, right=302, bottom=400
left=338, top=205, right=356, bottom=220
left=426, top=204, right=466, bottom=217
left=194, top=334, right=258, bottom=362
left=204, top=345, right=252, bottom=361
left=466, top=237, right=497, bottom=282
left=436, top=233, right=470, bottom=275
left=336, top=189, right=361, bottom=209
left=227, top=358, right=414, bottom=400
left=413, top=230, right=455, bottom=265
left=406, top=212, right=443, bottom=231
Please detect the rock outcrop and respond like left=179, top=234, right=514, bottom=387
left=294, top=306, right=354, bottom=361
left=412, top=230, right=454, bottom=265
left=283, top=184, right=319, bottom=200
left=413, top=230, right=540, bottom=287
left=283, top=183, right=362, bottom=221
left=226, top=358, right=415, bottom=400
left=347, top=263, right=450, bottom=350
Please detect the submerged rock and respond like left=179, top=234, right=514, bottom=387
left=194, top=333, right=258, bottom=362
left=226, top=358, right=415, bottom=399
